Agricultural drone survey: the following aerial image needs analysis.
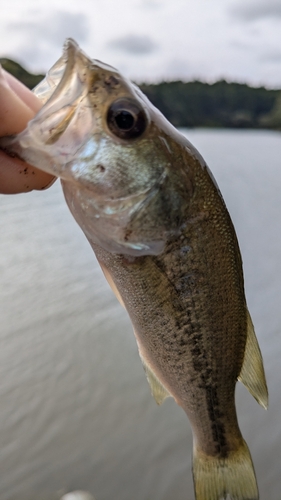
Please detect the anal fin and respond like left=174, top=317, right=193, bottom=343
left=238, top=310, right=268, bottom=409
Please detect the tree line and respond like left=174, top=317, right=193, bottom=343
left=1, top=57, right=281, bottom=130
left=140, top=80, right=281, bottom=129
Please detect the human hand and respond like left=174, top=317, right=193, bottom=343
left=0, top=67, right=56, bottom=194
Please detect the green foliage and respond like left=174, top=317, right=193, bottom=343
left=0, top=58, right=44, bottom=89
left=140, top=80, right=280, bottom=129
left=259, top=92, right=281, bottom=130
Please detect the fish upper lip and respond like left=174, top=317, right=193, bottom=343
left=33, top=38, right=92, bottom=107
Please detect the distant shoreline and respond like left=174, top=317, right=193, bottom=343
left=1, top=57, right=280, bottom=130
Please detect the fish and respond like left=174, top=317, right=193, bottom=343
left=0, top=39, right=268, bottom=500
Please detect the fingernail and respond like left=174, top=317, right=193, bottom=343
left=41, top=176, right=57, bottom=190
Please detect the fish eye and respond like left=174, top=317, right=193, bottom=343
left=107, top=98, right=147, bottom=139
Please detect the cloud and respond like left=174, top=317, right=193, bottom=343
left=107, top=34, right=157, bottom=55
left=163, top=57, right=194, bottom=82
left=259, top=50, right=281, bottom=63
left=9, top=10, right=89, bottom=44
left=7, top=10, right=89, bottom=70
left=139, top=0, right=163, bottom=9
left=230, top=0, right=281, bottom=21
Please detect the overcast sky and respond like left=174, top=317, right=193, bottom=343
left=1, top=0, right=281, bottom=88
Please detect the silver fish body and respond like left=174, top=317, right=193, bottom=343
left=0, top=40, right=268, bottom=500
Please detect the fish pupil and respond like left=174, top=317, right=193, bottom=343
left=115, top=111, right=135, bottom=131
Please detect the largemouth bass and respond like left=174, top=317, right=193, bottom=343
left=0, top=39, right=268, bottom=500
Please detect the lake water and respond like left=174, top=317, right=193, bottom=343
left=0, top=128, right=281, bottom=500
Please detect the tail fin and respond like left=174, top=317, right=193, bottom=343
left=193, top=440, right=258, bottom=500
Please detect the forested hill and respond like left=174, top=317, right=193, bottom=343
left=0, top=58, right=44, bottom=90
left=140, top=81, right=281, bottom=129
left=1, top=57, right=281, bottom=129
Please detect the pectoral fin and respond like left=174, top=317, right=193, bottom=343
left=138, top=347, right=172, bottom=405
left=98, top=261, right=171, bottom=405
left=98, top=261, right=125, bottom=308
left=238, top=310, right=268, bottom=409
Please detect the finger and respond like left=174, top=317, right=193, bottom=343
left=3, top=69, right=42, bottom=113
left=0, top=150, right=55, bottom=194
left=0, top=68, right=56, bottom=193
left=0, top=69, right=36, bottom=136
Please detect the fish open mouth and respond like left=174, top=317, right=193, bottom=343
left=33, top=38, right=88, bottom=106
left=0, top=39, right=100, bottom=178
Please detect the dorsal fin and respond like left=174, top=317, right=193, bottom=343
left=238, top=310, right=268, bottom=409
left=138, top=347, right=172, bottom=405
